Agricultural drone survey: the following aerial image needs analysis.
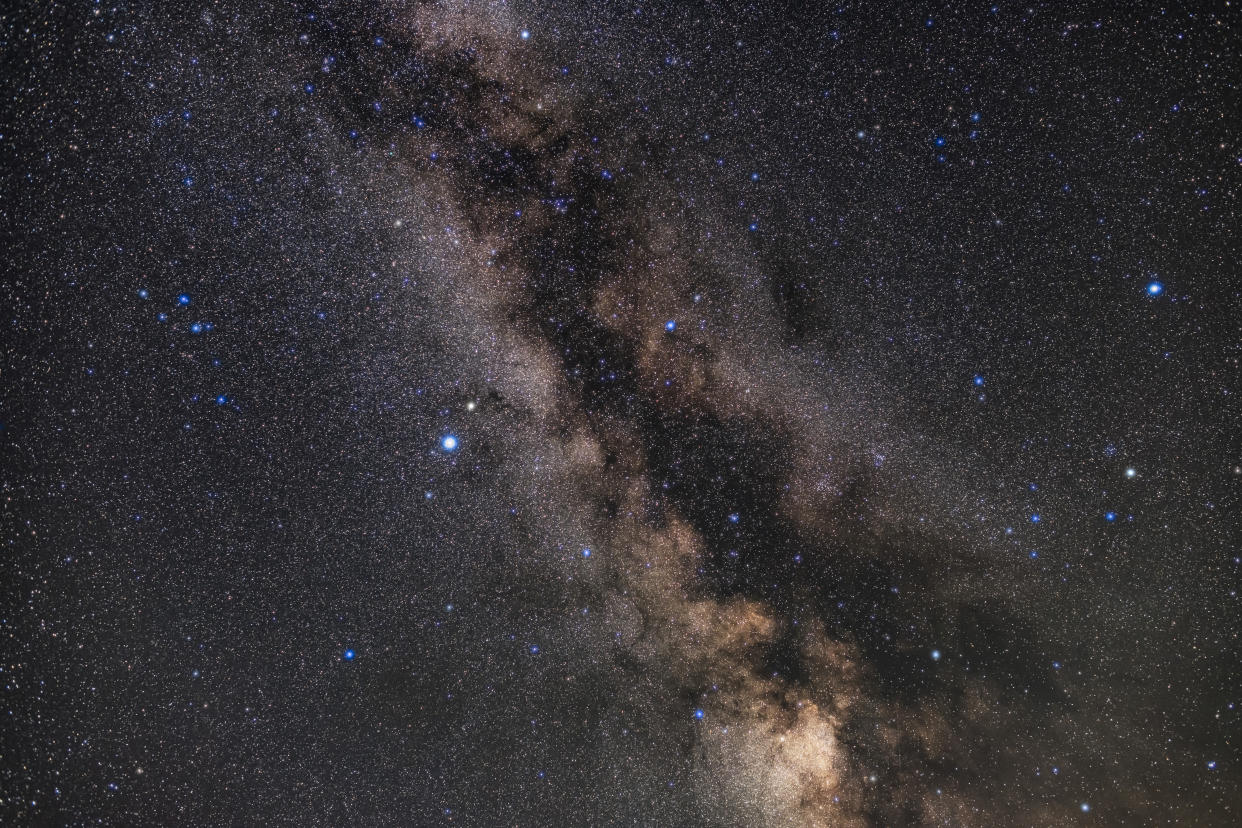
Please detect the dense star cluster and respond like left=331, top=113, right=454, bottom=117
left=3, top=1, right=1240, bottom=824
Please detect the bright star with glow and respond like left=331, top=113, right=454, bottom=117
left=1126, top=467, right=1137, bottom=478
left=343, top=649, right=355, bottom=661
left=582, top=548, right=591, bottom=558
left=1030, top=514, right=1041, bottom=523
left=519, top=29, right=530, bottom=40
left=694, top=708, right=705, bottom=719
left=441, top=435, right=459, bottom=451
left=177, top=293, right=190, bottom=305
left=973, top=375, right=985, bottom=386
left=931, top=649, right=941, bottom=661
left=665, top=319, right=676, bottom=332
left=1105, top=511, right=1116, bottom=521
left=1147, top=281, right=1163, bottom=295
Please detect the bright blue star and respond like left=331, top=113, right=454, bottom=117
left=1080, top=803, right=1090, bottom=813
left=973, top=375, right=985, bottom=386
left=138, top=289, right=149, bottom=299
left=694, top=708, right=705, bottom=719
left=1105, top=511, right=1116, bottom=522
left=530, top=645, right=540, bottom=654
left=665, top=319, right=676, bottom=332
left=189, top=322, right=204, bottom=334
left=601, top=169, right=613, bottom=180
left=215, top=394, right=227, bottom=405
left=1208, top=760, right=1217, bottom=770
left=970, top=112, right=981, bottom=122
left=157, top=313, right=168, bottom=322
left=177, top=294, right=191, bottom=305
left=441, top=435, right=459, bottom=452
left=934, top=136, right=946, bottom=147
left=520, top=29, right=531, bottom=40
left=750, top=172, right=760, bottom=181
left=582, top=548, right=591, bottom=558
left=343, top=649, right=355, bottom=661
left=1030, top=514, right=1041, bottom=523
left=1147, top=281, right=1163, bottom=296
left=728, top=513, right=740, bottom=523
left=931, top=649, right=941, bottom=661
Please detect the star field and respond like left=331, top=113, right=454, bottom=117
left=2, top=1, right=1240, bottom=825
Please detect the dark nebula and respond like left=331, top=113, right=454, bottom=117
left=3, top=1, right=1240, bottom=824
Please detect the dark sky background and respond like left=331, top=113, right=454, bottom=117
left=3, top=1, right=1240, bottom=825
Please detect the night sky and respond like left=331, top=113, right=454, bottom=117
left=4, top=1, right=1241, bottom=824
